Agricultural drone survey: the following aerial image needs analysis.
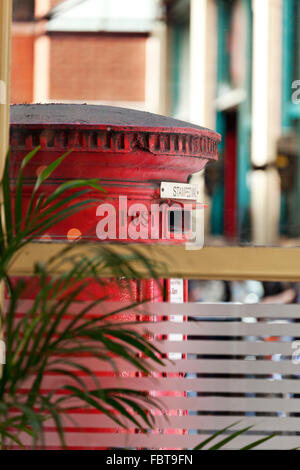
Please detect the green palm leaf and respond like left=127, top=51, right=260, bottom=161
left=0, top=147, right=169, bottom=449
left=195, top=422, right=278, bottom=450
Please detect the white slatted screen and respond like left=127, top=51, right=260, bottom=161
left=16, top=302, right=300, bottom=449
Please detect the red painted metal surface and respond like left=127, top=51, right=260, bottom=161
left=10, top=104, right=220, bottom=244
left=224, top=128, right=237, bottom=239
left=9, top=104, right=220, bottom=448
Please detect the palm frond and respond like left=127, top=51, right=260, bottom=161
left=194, top=422, right=278, bottom=450
left=0, top=147, right=166, bottom=448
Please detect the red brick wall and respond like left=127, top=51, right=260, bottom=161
left=11, top=33, right=34, bottom=103
left=49, top=33, right=147, bottom=102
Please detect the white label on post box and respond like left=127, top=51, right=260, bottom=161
left=160, top=182, right=198, bottom=200
left=169, top=279, right=184, bottom=360
left=170, top=278, right=184, bottom=304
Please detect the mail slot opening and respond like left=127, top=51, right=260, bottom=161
left=168, top=208, right=192, bottom=235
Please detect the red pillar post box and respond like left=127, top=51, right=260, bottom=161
left=10, top=104, right=220, bottom=302
left=9, top=104, right=220, bottom=448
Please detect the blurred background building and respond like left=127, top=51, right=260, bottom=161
left=10, top=0, right=300, bottom=247
left=11, top=0, right=166, bottom=112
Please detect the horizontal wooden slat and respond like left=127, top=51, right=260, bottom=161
left=13, top=430, right=300, bottom=450
left=14, top=391, right=300, bottom=413
left=42, top=414, right=300, bottom=433
left=9, top=299, right=300, bottom=318
left=8, top=243, right=300, bottom=281
left=154, top=396, right=300, bottom=412
left=86, top=301, right=300, bottom=319
left=46, top=357, right=300, bottom=375
left=157, top=340, right=295, bottom=355
left=27, top=376, right=300, bottom=394
left=138, top=322, right=299, bottom=337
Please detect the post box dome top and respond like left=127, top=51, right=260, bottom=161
left=10, top=104, right=220, bottom=182
left=11, top=103, right=219, bottom=134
